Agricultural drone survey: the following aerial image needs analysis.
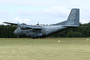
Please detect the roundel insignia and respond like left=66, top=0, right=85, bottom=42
left=55, top=28, right=57, bottom=30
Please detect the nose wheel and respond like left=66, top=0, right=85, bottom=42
left=18, top=36, right=20, bottom=38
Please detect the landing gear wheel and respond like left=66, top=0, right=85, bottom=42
left=32, top=37, right=38, bottom=39
left=32, top=37, right=35, bottom=39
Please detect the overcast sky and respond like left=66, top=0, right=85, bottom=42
left=0, top=0, right=90, bottom=25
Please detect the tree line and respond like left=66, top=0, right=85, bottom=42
left=0, top=23, right=90, bottom=38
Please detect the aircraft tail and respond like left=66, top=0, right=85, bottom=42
left=53, top=8, right=80, bottom=27
left=65, top=8, right=79, bottom=27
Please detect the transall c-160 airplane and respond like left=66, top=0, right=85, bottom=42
left=3, top=8, right=80, bottom=39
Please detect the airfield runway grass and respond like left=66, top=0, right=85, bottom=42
left=0, top=38, right=90, bottom=60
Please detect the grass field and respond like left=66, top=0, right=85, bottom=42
left=0, top=38, right=90, bottom=60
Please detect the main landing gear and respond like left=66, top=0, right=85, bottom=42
left=32, top=37, right=38, bottom=39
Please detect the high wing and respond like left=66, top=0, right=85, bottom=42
left=3, top=22, right=42, bottom=30
left=3, top=22, right=18, bottom=25
left=21, top=26, right=42, bottom=30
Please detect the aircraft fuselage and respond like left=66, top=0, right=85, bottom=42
left=14, top=25, right=67, bottom=38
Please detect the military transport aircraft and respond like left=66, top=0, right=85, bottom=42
left=3, top=8, right=80, bottom=39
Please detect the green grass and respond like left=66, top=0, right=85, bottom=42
left=0, top=38, right=90, bottom=60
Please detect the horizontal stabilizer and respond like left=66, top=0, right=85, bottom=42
left=62, top=25, right=79, bottom=27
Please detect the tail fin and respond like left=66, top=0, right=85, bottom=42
left=66, top=8, right=79, bottom=27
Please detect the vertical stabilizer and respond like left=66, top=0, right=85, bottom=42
left=66, top=8, right=79, bottom=27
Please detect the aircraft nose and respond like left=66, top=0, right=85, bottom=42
left=14, top=30, right=18, bottom=35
